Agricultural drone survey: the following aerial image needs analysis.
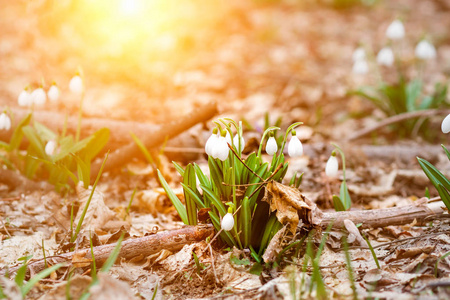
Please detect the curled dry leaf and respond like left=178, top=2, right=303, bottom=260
left=75, top=183, right=116, bottom=232
left=262, top=225, right=287, bottom=263
left=263, top=181, right=321, bottom=234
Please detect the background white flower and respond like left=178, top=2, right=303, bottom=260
left=45, top=140, right=57, bottom=156
left=352, top=47, right=366, bottom=62
left=233, top=134, right=245, bottom=153
left=376, top=47, right=394, bottom=67
left=18, top=88, right=32, bottom=107
left=325, top=153, right=339, bottom=178
left=47, top=84, right=60, bottom=102
left=31, top=87, right=47, bottom=106
left=352, top=59, right=369, bottom=75
left=415, top=40, right=436, bottom=60
left=69, top=75, right=84, bottom=94
left=0, top=112, right=11, bottom=131
left=266, top=136, right=278, bottom=156
left=288, top=132, right=303, bottom=157
left=386, top=19, right=405, bottom=40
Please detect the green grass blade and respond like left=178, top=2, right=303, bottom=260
left=172, top=161, right=185, bottom=177
left=100, top=233, right=124, bottom=273
left=200, top=184, right=226, bottom=216
left=339, top=181, right=351, bottom=210
left=9, top=113, right=32, bottom=151
left=21, top=264, right=63, bottom=297
left=417, top=157, right=450, bottom=192
left=183, top=164, right=198, bottom=225
left=157, top=169, right=188, bottom=224
left=181, top=183, right=206, bottom=209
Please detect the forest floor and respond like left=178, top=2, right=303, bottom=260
left=1, top=0, right=450, bottom=299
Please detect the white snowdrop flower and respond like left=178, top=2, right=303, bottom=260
left=415, top=40, right=436, bottom=60
left=45, top=140, right=57, bottom=156
left=221, top=213, right=234, bottom=231
left=233, top=134, right=245, bottom=153
left=376, top=47, right=394, bottom=67
left=47, top=83, right=60, bottom=102
left=225, top=131, right=232, bottom=145
left=18, top=88, right=32, bottom=107
left=69, top=75, right=83, bottom=94
left=212, top=131, right=229, bottom=161
left=31, top=87, right=47, bottom=106
left=441, top=114, right=450, bottom=134
left=266, top=135, right=278, bottom=156
left=352, top=59, right=368, bottom=75
left=0, top=112, right=11, bottom=131
left=205, top=128, right=219, bottom=156
left=326, top=152, right=339, bottom=178
left=386, top=19, right=405, bottom=40
left=288, top=130, right=303, bottom=157
left=352, top=47, right=366, bottom=62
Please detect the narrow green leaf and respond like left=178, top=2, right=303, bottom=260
left=172, top=161, right=185, bottom=177
left=441, top=145, right=450, bottom=162
left=21, top=264, right=63, bottom=297
left=200, top=184, right=226, bottom=216
left=339, top=181, right=352, bottom=210
left=418, top=157, right=450, bottom=192
left=9, top=113, right=32, bottom=151
left=332, top=195, right=346, bottom=212
left=100, top=233, right=124, bottom=273
left=183, top=164, right=198, bottom=225
left=157, top=169, right=188, bottom=224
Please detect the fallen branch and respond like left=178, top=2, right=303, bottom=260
left=346, top=109, right=450, bottom=141
left=1, top=225, right=214, bottom=276
left=90, top=101, right=217, bottom=178
left=0, top=168, right=53, bottom=192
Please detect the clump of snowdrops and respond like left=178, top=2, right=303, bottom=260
left=351, top=19, right=448, bottom=138
left=158, top=118, right=303, bottom=259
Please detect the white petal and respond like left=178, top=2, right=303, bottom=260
left=0, top=113, right=10, bottom=130
left=225, top=131, right=232, bottom=145
left=386, top=20, right=405, bottom=40
left=221, top=213, right=234, bottom=231
left=352, top=59, right=368, bottom=75
left=288, top=136, right=303, bottom=157
left=415, top=40, right=436, bottom=60
left=205, top=133, right=218, bottom=156
left=376, top=47, right=394, bottom=67
left=266, top=137, right=278, bottom=156
left=45, top=140, right=57, bottom=156
left=47, top=85, right=60, bottom=102
left=352, top=47, right=366, bottom=62
left=32, top=88, right=47, bottom=106
left=18, top=90, right=32, bottom=106
left=69, top=76, right=83, bottom=94
left=326, top=156, right=339, bottom=178
left=216, top=137, right=229, bottom=161
left=233, top=134, right=245, bottom=152
left=442, top=114, right=450, bottom=134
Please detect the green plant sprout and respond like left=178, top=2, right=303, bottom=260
left=158, top=118, right=303, bottom=259
left=329, top=143, right=352, bottom=211
left=417, top=144, right=450, bottom=211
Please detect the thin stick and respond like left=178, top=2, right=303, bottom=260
left=227, top=143, right=264, bottom=181
left=346, top=109, right=450, bottom=141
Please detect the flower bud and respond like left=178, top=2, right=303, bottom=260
left=266, top=134, right=278, bottom=156
left=212, top=130, right=229, bottom=161
left=221, top=213, right=234, bottom=231
left=45, top=140, right=57, bottom=156
left=18, top=87, right=32, bottom=107
left=441, top=114, right=450, bottom=134
left=205, top=128, right=219, bottom=156
left=31, top=87, right=47, bottom=106
left=415, top=40, right=436, bottom=60
left=47, top=83, right=60, bottom=102
left=233, top=134, right=245, bottom=153
left=386, top=20, right=405, bottom=40
left=0, top=112, right=11, bottom=131
left=376, top=47, right=394, bottom=67
left=288, top=130, right=303, bottom=157
left=326, top=152, right=339, bottom=178
left=69, top=75, right=83, bottom=94
left=352, top=59, right=368, bottom=75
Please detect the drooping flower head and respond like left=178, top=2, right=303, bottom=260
left=352, top=47, right=366, bottom=62
left=205, top=127, right=219, bottom=156
left=376, top=47, right=394, bottom=67
left=18, top=86, right=32, bottom=107
left=265, top=132, right=278, bottom=156
left=212, top=129, right=229, bottom=161
left=441, top=114, right=450, bottom=134
left=0, top=112, right=11, bottom=131
left=288, top=129, right=303, bottom=157
left=69, top=74, right=84, bottom=95
left=386, top=19, right=405, bottom=40
left=45, top=140, right=57, bottom=156
left=233, top=133, right=245, bottom=153
left=415, top=40, right=436, bottom=60
left=221, top=212, right=234, bottom=231
left=31, top=86, right=47, bottom=106
left=326, top=151, right=339, bottom=178
left=47, top=82, right=60, bottom=103
left=352, top=59, right=369, bottom=75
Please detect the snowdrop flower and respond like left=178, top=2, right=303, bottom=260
left=386, top=19, right=405, bottom=40
left=225, top=131, right=232, bottom=145
left=233, top=134, right=245, bottom=153
left=265, top=133, right=278, bottom=156
left=0, top=112, right=11, bottom=131
left=352, top=59, right=368, bottom=75
left=415, top=40, right=436, bottom=60
left=221, top=212, right=234, bottom=231
left=441, top=114, right=450, bottom=134
left=69, top=75, right=83, bottom=94
left=212, top=130, right=229, bottom=161
left=376, top=47, right=394, bottom=67
left=205, top=127, right=219, bottom=156
left=31, top=87, right=47, bottom=106
left=47, top=83, right=60, bottom=102
left=352, top=47, right=366, bottom=62
left=326, top=151, right=339, bottom=178
left=45, top=140, right=57, bottom=156
left=18, top=87, right=32, bottom=107
left=288, top=130, right=303, bottom=157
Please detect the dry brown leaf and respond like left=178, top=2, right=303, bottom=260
left=39, top=275, right=91, bottom=300
left=262, top=225, right=287, bottom=263
left=71, top=251, right=92, bottom=269
left=75, top=183, right=116, bottom=232
left=263, top=181, right=320, bottom=234
left=89, top=272, right=139, bottom=300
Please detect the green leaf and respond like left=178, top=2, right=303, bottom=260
left=181, top=183, right=206, bottom=209
left=417, top=157, right=450, bottom=192
left=183, top=164, right=198, bottom=225
left=157, top=169, right=188, bottom=224
left=332, top=195, right=346, bottom=212
left=200, top=184, right=226, bottom=216
left=131, top=131, right=155, bottom=165
left=406, top=79, right=422, bottom=111
left=21, top=264, right=63, bottom=297
left=436, top=184, right=450, bottom=211
left=339, top=181, right=351, bottom=210
left=9, top=113, right=32, bottom=151
left=100, top=234, right=124, bottom=273
left=22, top=126, right=46, bottom=158
left=441, top=145, right=450, bottom=162
left=172, top=161, right=185, bottom=177
left=240, top=196, right=251, bottom=247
